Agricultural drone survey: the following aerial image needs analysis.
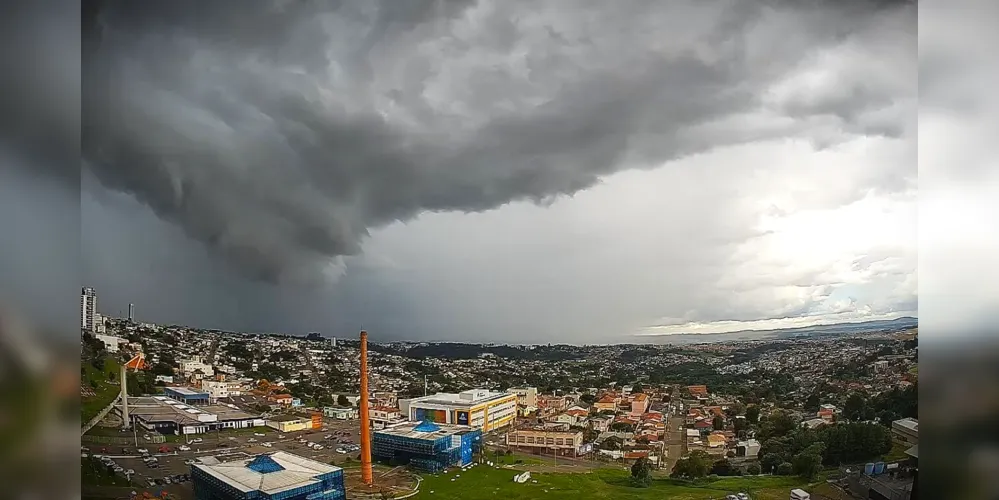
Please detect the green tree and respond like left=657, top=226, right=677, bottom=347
left=712, top=415, right=724, bottom=431
left=671, top=450, right=712, bottom=479
left=792, top=452, right=823, bottom=480
left=631, top=383, right=645, bottom=394
left=630, top=457, right=653, bottom=488
left=843, top=392, right=867, bottom=421
left=611, top=422, right=634, bottom=432
left=579, top=393, right=597, bottom=405
left=805, top=393, right=821, bottom=412
left=337, top=394, right=350, bottom=407
left=711, top=458, right=736, bottom=476
left=746, top=405, right=760, bottom=424
left=746, top=463, right=762, bottom=475
left=776, top=462, right=793, bottom=476
left=600, top=436, right=622, bottom=451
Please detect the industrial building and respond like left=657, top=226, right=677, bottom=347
left=192, top=451, right=345, bottom=500
left=372, top=420, right=482, bottom=473
left=164, top=387, right=211, bottom=406
left=400, top=389, right=517, bottom=432
left=264, top=414, right=318, bottom=433
left=126, top=396, right=264, bottom=435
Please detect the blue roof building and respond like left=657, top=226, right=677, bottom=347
left=192, top=451, right=344, bottom=500
left=373, top=420, right=481, bottom=474
left=164, top=386, right=211, bottom=405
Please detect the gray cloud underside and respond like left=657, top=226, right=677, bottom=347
left=83, top=0, right=914, bottom=283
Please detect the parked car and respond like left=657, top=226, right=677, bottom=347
left=137, top=448, right=148, bottom=454
left=178, top=445, right=191, bottom=451
left=158, top=446, right=170, bottom=453
left=278, top=435, right=285, bottom=439
left=247, top=438, right=257, bottom=443
left=125, top=469, right=135, bottom=475
left=314, top=445, right=323, bottom=450
left=121, top=448, right=131, bottom=454
left=261, top=442, right=273, bottom=448
left=254, top=433, right=265, bottom=437
left=184, top=459, right=195, bottom=465
left=336, top=448, right=346, bottom=454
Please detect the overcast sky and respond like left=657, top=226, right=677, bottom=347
left=2, top=0, right=941, bottom=343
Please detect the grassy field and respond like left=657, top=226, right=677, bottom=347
left=81, top=358, right=122, bottom=423
left=490, top=453, right=544, bottom=466
left=882, top=440, right=911, bottom=462
left=414, top=466, right=823, bottom=499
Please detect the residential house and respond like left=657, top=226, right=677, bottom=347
left=630, top=393, right=650, bottom=415
left=594, top=395, right=619, bottom=412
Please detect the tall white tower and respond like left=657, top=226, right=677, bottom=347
left=81, top=287, right=97, bottom=333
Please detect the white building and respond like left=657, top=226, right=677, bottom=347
left=509, top=387, right=538, bottom=408
left=402, top=389, right=518, bottom=432
left=81, top=287, right=97, bottom=332
left=201, top=380, right=243, bottom=402
left=180, top=357, right=215, bottom=378
left=95, top=334, right=126, bottom=353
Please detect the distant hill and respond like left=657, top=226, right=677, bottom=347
left=642, top=316, right=918, bottom=345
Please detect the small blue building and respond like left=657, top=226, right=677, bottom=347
left=164, top=386, right=211, bottom=405
left=373, top=420, right=481, bottom=474
left=192, top=452, right=344, bottom=500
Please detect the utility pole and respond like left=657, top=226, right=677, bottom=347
left=424, top=375, right=428, bottom=396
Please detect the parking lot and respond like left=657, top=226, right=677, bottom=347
left=85, top=417, right=363, bottom=492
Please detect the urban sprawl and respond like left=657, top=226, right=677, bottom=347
left=81, top=287, right=918, bottom=500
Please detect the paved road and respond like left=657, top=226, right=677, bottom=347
left=662, top=386, right=685, bottom=473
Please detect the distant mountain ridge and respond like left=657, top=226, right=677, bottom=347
left=642, top=316, right=917, bottom=345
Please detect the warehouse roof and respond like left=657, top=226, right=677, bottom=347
left=194, top=451, right=341, bottom=495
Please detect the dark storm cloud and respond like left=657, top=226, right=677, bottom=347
left=81, top=0, right=912, bottom=283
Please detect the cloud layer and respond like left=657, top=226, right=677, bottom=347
left=83, top=0, right=915, bottom=284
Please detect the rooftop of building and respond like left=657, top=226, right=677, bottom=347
left=164, top=386, right=209, bottom=397
left=374, top=420, right=477, bottom=441
left=194, top=451, right=341, bottom=495
left=893, top=417, right=918, bottom=432
left=266, top=414, right=312, bottom=422
left=512, top=424, right=582, bottom=435
left=127, top=397, right=258, bottom=425
left=409, top=390, right=514, bottom=409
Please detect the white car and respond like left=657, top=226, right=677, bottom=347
left=278, top=435, right=286, bottom=439
left=247, top=438, right=257, bottom=443
left=313, top=445, right=323, bottom=450
left=262, top=442, right=273, bottom=448
left=137, top=448, right=148, bottom=454
left=113, top=466, right=124, bottom=473
left=184, top=459, right=196, bottom=465
left=254, top=433, right=265, bottom=437
left=178, top=445, right=191, bottom=451
left=125, top=469, right=135, bottom=475
left=336, top=448, right=346, bottom=454
left=189, top=438, right=203, bottom=444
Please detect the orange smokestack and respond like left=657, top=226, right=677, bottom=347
left=359, top=330, right=373, bottom=485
